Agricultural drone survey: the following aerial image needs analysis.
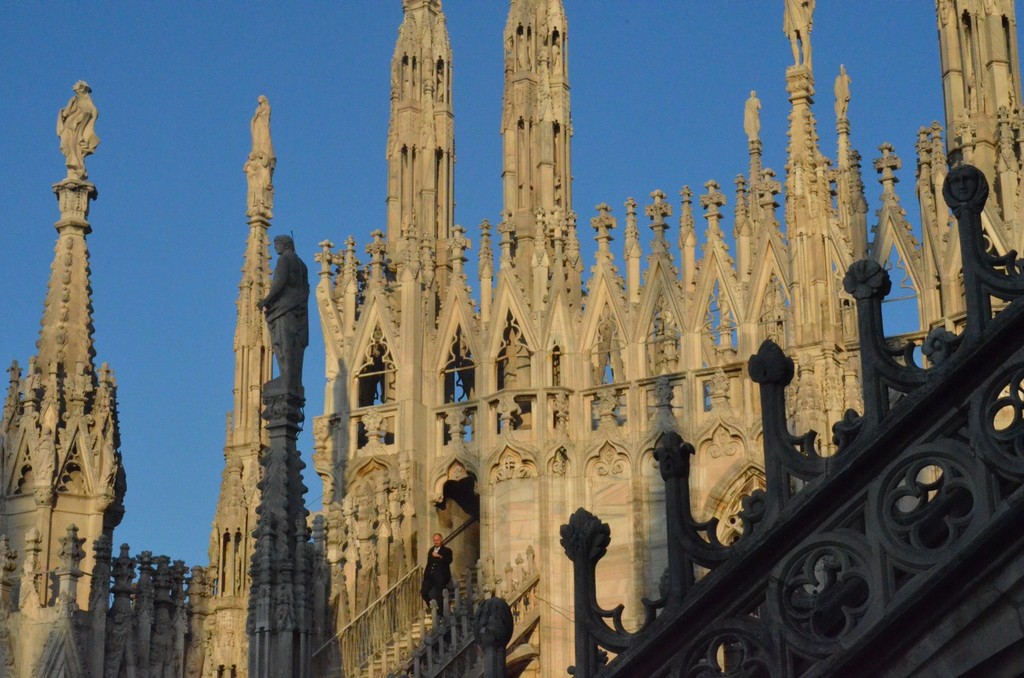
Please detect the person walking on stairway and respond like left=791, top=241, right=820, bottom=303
left=421, top=532, right=453, bottom=613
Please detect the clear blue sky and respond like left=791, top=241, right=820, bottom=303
left=1, top=2, right=971, bottom=568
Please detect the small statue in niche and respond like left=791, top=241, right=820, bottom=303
left=56, top=81, right=100, bottom=181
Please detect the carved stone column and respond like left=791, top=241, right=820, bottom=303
left=247, top=383, right=312, bottom=678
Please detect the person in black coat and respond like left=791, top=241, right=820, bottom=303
left=421, top=532, right=453, bottom=612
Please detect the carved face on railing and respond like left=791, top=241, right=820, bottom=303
left=942, top=164, right=989, bottom=215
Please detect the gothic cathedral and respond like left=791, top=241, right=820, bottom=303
left=0, top=1, right=1021, bottom=677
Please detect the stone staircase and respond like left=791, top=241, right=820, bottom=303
left=359, top=614, right=432, bottom=678
left=314, top=543, right=540, bottom=678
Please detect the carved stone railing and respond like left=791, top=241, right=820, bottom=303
left=389, top=565, right=484, bottom=678
left=388, top=550, right=537, bottom=678
left=504, top=571, right=540, bottom=654
left=562, top=165, right=1024, bottom=676
left=314, top=564, right=423, bottom=677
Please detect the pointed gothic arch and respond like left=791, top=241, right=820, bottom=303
left=708, top=465, right=766, bottom=545
left=880, top=243, right=924, bottom=335
left=590, top=305, right=625, bottom=385
left=441, top=326, right=475, bottom=403
left=646, top=294, right=682, bottom=375
left=756, top=272, right=791, bottom=348
left=355, top=325, right=397, bottom=408
left=497, top=311, right=532, bottom=389
left=700, top=280, right=738, bottom=363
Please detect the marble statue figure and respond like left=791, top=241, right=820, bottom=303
left=56, top=81, right=100, bottom=181
left=783, top=0, right=814, bottom=68
left=744, top=90, right=761, bottom=142
left=258, top=235, right=309, bottom=393
left=244, top=95, right=276, bottom=218
left=251, top=95, right=274, bottom=160
left=835, top=65, right=851, bottom=120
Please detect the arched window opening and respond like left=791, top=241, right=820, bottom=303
left=714, top=469, right=766, bottom=545
left=551, top=344, right=562, bottom=386
left=701, top=282, right=737, bottom=362
left=1003, top=17, right=1016, bottom=89
left=497, top=312, right=531, bottom=389
left=961, top=11, right=977, bottom=108
left=436, top=57, right=446, bottom=102
left=443, top=328, right=475, bottom=403
left=357, top=327, right=397, bottom=407
left=401, top=54, right=410, bottom=101
left=881, top=245, right=921, bottom=336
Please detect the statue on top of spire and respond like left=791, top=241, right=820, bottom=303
left=835, top=65, right=851, bottom=120
left=56, top=81, right=100, bottom=181
left=244, top=95, right=276, bottom=219
left=744, top=90, right=761, bottom=143
left=783, top=0, right=814, bottom=69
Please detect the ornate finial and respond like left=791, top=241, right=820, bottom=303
left=700, top=180, right=727, bottom=234
left=449, top=224, right=471, bottom=282
left=479, top=219, right=494, bottom=279
left=783, top=0, right=814, bottom=69
left=734, top=175, right=751, bottom=237
left=624, top=198, right=640, bottom=257
left=646, top=189, right=671, bottom=224
left=560, top=508, right=611, bottom=564
left=646, top=189, right=672, bottom=253
left=678, top=186, right=695, bottom=252
left=340, top=236, right=358, bottom=281
left=315, top=240, right=336, bottom=278
left=834, top=64, right=851, bottom=121
left=744, top=90, right=761, bottom=143
left=843, top=259, right=892, bottom=300
left=624, top=197, right=638, bottom=220
left=475, top=596, right=515, bottom=650
left=591, top=203, right=616, bottom=261
left=757, top=168, right=782, bottom=216
left=244, top=95, right=276, bottom=220
left=748, top=340, right=795, bottom=386
left=498, top=217, right=514, bottom=268
left=56, top=81, right=99, bottom=181
left=873, top=142, right=901, bottom=197
left=366, top=229, right=387, bottom=271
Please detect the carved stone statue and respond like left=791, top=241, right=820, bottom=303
left=744, top=90, right=761, bottom=142
left=257, top=235, right=309, bottom=393
left=783, top=0, right=814, bottom=68
left=56, top=81, right=100, bottom=181
left=251, top=95, right=274, bottom=160
left=244, top=95, right=276, bottom=219
left=834, top=65, right=851, bottom=120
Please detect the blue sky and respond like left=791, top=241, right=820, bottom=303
left=1, top=2, right=967, bottom=568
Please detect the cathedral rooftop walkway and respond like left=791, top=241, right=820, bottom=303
left=563, top=164, right=1024, bottom=677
